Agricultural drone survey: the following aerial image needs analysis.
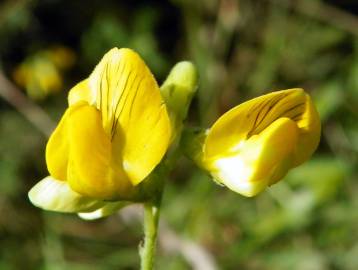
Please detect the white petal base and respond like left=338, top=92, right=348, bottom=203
left=78, top=201, right=129, bottom=220
left=213, top=156, right=269, bottom=197
left=28, top=176, right=105, bottom=213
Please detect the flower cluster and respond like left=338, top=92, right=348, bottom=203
left=29, top=48, right=321, bottom=218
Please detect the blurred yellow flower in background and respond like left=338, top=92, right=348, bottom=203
left=185, top=89, right=321, bottom=197
left=29, top=48, right=171, bottom=214
left=13, top=46, right=75, bottom=100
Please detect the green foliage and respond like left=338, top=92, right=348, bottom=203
left=81, top=8, right=169, bottom=76
left=0, top=0, right=357, bottom=269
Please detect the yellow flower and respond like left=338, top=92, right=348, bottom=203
left=185, top=89, right=321, bottom=197
left=29, top=48, right=171, bottom=213
left=13, top=46, right=75, bottom=100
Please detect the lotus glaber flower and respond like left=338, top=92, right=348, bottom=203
left=29, top=48, right=172, bottom=214
left=184, top=89, right=321, bottom=197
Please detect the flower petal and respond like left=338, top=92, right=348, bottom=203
left=68, top=79, right=93, bottom=106
left=211, top=117, right=298, bottom=197
left=66, top=102, right=134, bottom=199
left=205, top=89, right=317, bottom=161
left=78, top=201, right=130, bottom=220
left=88, top=48, right=171, bottom=185
left=292, top=94, right=321, bottom=166
left=46, top=107, right=71, bottom=181
left=28, top=176, right=104, bottom=213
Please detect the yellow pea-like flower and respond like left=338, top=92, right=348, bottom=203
left=13, top=46, right=75, bottom=100
left=29, top=48, right=171, bottom=213
left=185, top=89, right=321, bottom=197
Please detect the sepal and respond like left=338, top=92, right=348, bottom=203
left=181, top=127, right=207, bottom=168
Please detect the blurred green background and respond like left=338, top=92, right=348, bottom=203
left=0, top=0, right=357, bottom=269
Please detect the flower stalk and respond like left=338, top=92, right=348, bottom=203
left=140, top=201, right=161, bottom=270
left=139, top=61, right=198, bottom=269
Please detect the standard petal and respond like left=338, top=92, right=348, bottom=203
left=116, top=104, right=171, bottom=186
left=66, top=102, right=134, bottom=199
left=205, top=89, right=306, bottom=159
left=78, top=201, right=130, bottom=220
left=28, top=176, right=105, bottom=213
left=210, top=117, right=298, bottom=197
left=88, top=48, right=171, bottom=185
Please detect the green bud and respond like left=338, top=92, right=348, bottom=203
left=160, top=61, right=198, bottom=138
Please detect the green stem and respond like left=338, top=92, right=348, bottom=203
left=140, top=202, right=161, bottom=270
